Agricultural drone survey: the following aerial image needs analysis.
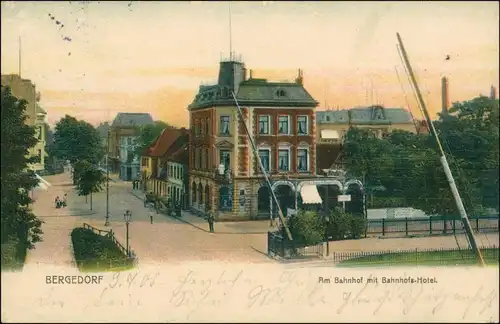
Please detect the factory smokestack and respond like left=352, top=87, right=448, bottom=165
left=490, top=85, right=497, bottom=100
left=441, top=76, right=449, bottom=116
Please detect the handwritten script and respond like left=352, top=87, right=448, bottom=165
left=18, top=268, right=500, bottom=322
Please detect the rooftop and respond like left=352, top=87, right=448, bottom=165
left=144, top=128, right=188, bottom=157
left=111, top=112, right=154, bottom=127
left=317, top=106, right=414, bottom=125
left=188, top=60, right=318, bottom=110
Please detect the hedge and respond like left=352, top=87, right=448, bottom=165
left=1, top=237, right=28, bottom=271
left=71, top=227, right=134, bottom=272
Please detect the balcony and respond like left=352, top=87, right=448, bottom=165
left=213, top=167, right=233, bottom=184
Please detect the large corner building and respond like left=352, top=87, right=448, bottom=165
left=188, top=57, right=319, bottom=220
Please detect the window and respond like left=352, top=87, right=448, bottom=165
left=206, top=119, right=210, bottom=135
left=258, top=115, right=270, bottom=135
left=201, top=121, right=205, bottom=136
left=258, top=149, right=270, bottom=171
left=220, top=116, right=230, bottom=135
left=220, top=150, right=231, bottom=171
left=297, top=116, right=308, bottom=135
left=278, top=149, right=290, bottom=171
left=297, top=148, right=308, bottom=172
left=205, top=148, right=209, bottom=169
left=278, top=116, right=289, bottom=135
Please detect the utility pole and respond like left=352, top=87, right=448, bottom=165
left=396, top=32, right=485, bottom=266
left=231, top=92, right=293, bottom=241
left=105, top=127, right=110, bottom=226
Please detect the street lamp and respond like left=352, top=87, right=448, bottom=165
left=124, top=210, right=132, bottom=257
left=105, top=127, right=111, bottom=226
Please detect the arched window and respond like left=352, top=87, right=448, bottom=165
left=192, top=181, right=197, bottom=204
left=198, top=183, right=203, bottom=204
left=205, top=184, right=210, bottom=210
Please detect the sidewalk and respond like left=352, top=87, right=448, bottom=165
left=128, top=189, right=275, bottom=234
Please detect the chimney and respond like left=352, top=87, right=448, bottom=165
left=249, top=69, right=253, bottom=79
left=441, top=76, right=449, bottom=115
left=490, top=85, right=497, bottom=100
left=295, top=69, right=303, bottom=85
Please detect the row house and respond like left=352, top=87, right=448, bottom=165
left=188, top=57, right=319, bottom=220
left=141, top=128, right=189, bottom=208
left=108, top=112, right=153, bottom=180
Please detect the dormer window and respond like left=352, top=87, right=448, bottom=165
left=276, top=89, right=286, bottom=97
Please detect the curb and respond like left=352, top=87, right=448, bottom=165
left=126, top=190, right=271, bottom=235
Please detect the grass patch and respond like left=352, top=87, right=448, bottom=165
left=337, top=248, right=499, bottom=267
left=71, top=227, right=135, bottom=272
left=1, top=237, right=28, bottom=272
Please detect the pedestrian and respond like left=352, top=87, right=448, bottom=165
left=148, top=206, right=154, bottom=224
left=132, top=180, right=136, bottom=190
left=207, top=210, right=215, bottom=233
left=55, top=196, right=60, bottom=208
left=62, top=194, right=68, bottom=208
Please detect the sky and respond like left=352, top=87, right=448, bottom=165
left=1, top=1, right=498, bottom=128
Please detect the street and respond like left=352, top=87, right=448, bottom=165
left=26, top=172, right=271, bottom=267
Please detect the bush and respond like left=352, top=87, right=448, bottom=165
left=71, top=227, right=134, bottom=272
left=327, top=207, right=366, bottom=240
left=1, top=234, right=28, bottom=272
left=288, top=210, right=326, bottom=247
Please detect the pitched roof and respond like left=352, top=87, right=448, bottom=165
left=144, top=128, right=189, bottom=158
left=167, top=141, right=189, bottom=164
left=111, top=113, right=154, bottom=127
left=317, top=106, right=414, bottom=125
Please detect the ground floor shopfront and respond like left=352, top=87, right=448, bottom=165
left=142, top=176, right=188, bottom=210
left=188, top=174, right=366, bottom=221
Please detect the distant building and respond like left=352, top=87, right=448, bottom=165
left=316, top=106, right=416, bottom=171
left=1, top=74, right=47, bottom=172
left=188, top=57, right=319, bottom=220
left=109, top=112, right=154, bottom=180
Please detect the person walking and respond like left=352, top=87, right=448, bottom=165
left=62, top=193, right=68, bottom=208
left=148, top=205, right=155, bottom=224
left=55, top=196, right=60, bottom=208
left=207, top=210, right=215, bottom=233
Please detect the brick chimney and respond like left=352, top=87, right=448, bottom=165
left=295, top=69, right=303, bottom=85
left=441, top=76, right=449, bottom=115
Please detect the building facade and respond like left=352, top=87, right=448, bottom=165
left=1, top=74, right=47, bottom=172
left=141, top=128, right=189, bottom=208
left=108, top=113, right=154, bottom=180
left=315, top=106, right=417, bottom=171
left=188, top=58, right=320, bottom=220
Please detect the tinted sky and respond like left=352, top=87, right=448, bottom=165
left=1, top=1, right=498, bottom=127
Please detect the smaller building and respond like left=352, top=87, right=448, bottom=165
left=165, top=140, right=189, bottom=209
left=141, top=128, right=189, bottom=208
left=316, top=106, right=416, bottom=172
left=109, top=113, right=154, bottom=180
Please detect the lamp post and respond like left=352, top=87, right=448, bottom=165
left=323, top=171, right=330, bottom=257
left=124, top=210, right=132, bottom=256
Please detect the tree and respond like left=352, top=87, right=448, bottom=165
left=1, top=86, right=43, bottom=249
left=52, top=115, right=105, bottom=170
left=74, top=160, right=107, bottom=210
left=288, top=211, right=325, bottom=246
left=134, top=121, right=174, bottom=157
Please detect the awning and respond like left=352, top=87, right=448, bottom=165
left=320, top=129, right=340, bottom=139
left=300, top=185, right=323, bottom=205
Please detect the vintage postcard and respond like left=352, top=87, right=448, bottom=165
left=1, top=1, right=499, bottom=322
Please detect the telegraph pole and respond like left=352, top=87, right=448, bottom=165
left=104, top=127, right=110, bottom=226
left=396, top=32, right=485, bottom=266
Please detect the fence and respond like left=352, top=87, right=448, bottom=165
left=82, top=223, right=137, bottom=261
left=329, top=245, right=499, bottom=266
left=365, top=215, right=499, bottom=237
left=267, top=231, right=324, bottom=260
